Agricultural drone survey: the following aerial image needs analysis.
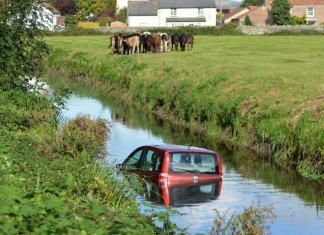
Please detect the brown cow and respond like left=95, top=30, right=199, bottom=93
left=108, top=34, right=118, bottom=54
left=108, top=33, right=124, bottom=54
left=152, top=34, right=161, bottom=53
left=167, top=34, right=172, bottom=52
left=123, top=34, right=140, bottom=55
left=144, top=34, right=153, bottom=54
left=186, top=34, right=194, bottom=51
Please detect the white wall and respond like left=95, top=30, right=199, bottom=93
left=129, top=7, right=216, bottom=27
left=159, top=8, right=216, bottom=27
left=128, top=16, right=159, bottom=27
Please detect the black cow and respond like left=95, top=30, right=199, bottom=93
left=171, top=33, right=180, bottom=52
left=179, top=34, right=187, bottom=51
left=139, top=34, right=146, bottom=53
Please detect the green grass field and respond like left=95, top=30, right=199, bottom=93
left=45, top=35, right=324, bottom=178
left=45, top=35, right=324, bottom=109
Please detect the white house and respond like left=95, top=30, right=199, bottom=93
left=41, top=2, right=62, bottom=30
left=127, top=0, right=217, bottom=27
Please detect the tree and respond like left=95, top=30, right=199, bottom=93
left=240, top=0, right=263, bottom=7
left=270, top=0, right=291, bottom=25
left=244, top=15, right=253, bottom=26
left=65, top=14, right=78, bottom=28
left=116, top=7, right=127, bottom=23
left=75, top=0, right=117, bottom=20
left=0, top=0, right=49, bottom=91
left=51, top=0, right=77, bottom=15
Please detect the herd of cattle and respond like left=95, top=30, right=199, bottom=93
left=108, top=32, right=194, bottom=55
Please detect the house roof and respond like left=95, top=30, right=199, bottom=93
left=42, top=2, right=60, bottom=15
left=232, top=6, right=259, bottom=20
left=289, top=0, right=324, bottom=4
left=128, top=1, right=158, bottom=16
left=222, top=8, right=247, bottom=21
left=157, top=0, right=216, bottom=8
left=166, top=17, right=206, bottom=22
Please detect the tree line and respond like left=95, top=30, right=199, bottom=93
left=44, top=0, right=127, bottom=23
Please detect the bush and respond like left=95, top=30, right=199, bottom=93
left=290, top=15, right=306, bottom=25
left=244, top=15, right=253, bottom=26
left=98, top=17, right=113, bottom=27
left=64, top=14, right=78, bottom=28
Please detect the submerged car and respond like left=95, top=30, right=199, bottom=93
left=117, top=144, right=223, bottom=185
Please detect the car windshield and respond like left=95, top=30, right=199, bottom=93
left=169, top=152, right=219, bottom=174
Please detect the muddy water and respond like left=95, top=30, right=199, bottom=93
left=59, top=91, right=324, bottom=235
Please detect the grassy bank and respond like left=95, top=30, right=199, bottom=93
left=45, top=35, right=324, bottom=178
left=0, top=81, right=184, bottom=234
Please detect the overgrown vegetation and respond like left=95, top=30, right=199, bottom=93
left=45, top=35, right=324, bottom=179
left=210, top=201, right=276, bottom=235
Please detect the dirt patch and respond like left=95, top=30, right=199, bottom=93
left=290, top=95, right=324, bottom=125
left=267, top=88, right=280, bottom=95
left=240, top=99, right=257, bottom=116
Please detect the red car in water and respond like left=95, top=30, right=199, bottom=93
left=117, top=144, right=223, bottom=185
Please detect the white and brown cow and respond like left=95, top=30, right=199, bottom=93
left=123, top=34, right=140, bottom=55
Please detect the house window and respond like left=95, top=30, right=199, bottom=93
left=198, top=8, right=204, bottom=16
left=307, top=8, right=314, bottom=17
left=171, top=8, right=177, bottom=16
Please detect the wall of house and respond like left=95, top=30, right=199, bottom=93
left=292, top=5, right=324, bottom=25
left=247, top=6, right=273, bottom=26
left=128, top=16, right=159, bottom=27
left=157, top=8, right=216, bottom=27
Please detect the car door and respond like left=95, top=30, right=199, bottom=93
left=136, top=149, right=161, bottom=182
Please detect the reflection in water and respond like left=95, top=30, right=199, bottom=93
left=144, top=180, right=222, bottom=207
left=47, top=77, right=324, bottom=235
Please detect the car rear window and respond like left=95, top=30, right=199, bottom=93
left=169, top=152, right=219, bottom=174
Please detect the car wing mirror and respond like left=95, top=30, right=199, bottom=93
left=116, top=163, right=124, bottom=170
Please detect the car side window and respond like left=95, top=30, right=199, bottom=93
left=124, top=149, right=143, bottom=170
left=140, top=150, right=155, bottom=171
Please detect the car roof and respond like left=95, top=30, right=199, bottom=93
left=140, top=144, right=217, bottom=154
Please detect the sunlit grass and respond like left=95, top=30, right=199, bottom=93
left=78, top=21, right=99, bottom=29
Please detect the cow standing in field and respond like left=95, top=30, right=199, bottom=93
left=139, top=34, right=146, bottom=53
left=160, top=33, right=168, bottom=52
left=144, top=34, right=153, bottom=53
left=167, top=34, right=172, bottom=52
left=108, top=34, right=118, bottom=54
left=108, top=33, right=124, bottom=54
left=152, top=34, right=161, bottom=53
left=123, top=34, right=140, bottom=55
left=179, top=33, right=187, bottom=51
left=186, top=34, right=194, bottom=51
left=171, top=33, right=180, bottom=51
